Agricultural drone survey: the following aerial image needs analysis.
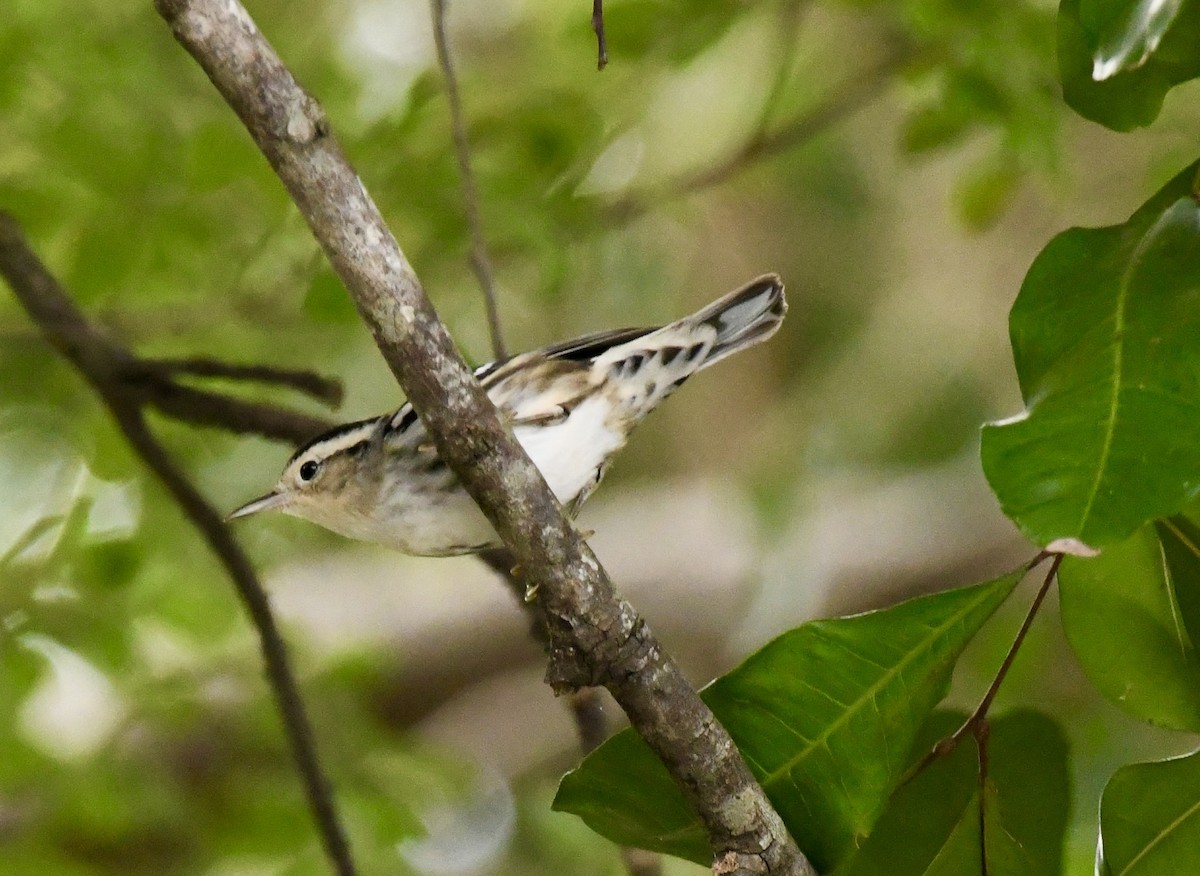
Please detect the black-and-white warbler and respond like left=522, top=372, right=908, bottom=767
left=229, top=275, right=786, bottom=555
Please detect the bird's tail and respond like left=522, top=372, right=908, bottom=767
left=686, top=273, right=786, bottom=370
left=590, top=274, right=787, bottom=419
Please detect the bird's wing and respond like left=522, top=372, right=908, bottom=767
left=475, top=326, right=655, bottom=386
left=382, top=326, right=660, bottom=442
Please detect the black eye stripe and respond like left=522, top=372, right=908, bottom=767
left=299, top=460, right=320, bottom=481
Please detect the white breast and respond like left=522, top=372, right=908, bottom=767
left=513, top=395, right=625, bottom=505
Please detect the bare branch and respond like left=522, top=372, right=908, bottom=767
left=153, top=1, right=814, bottom=872
left=0, top=214, right=134, bottom=380
left=129, top=375, right=335, bottom=443
left=429, top=0, right=507, bottom=362
left=592, top=0, right=608, bottom=70
left=0, top=213, right=356, bottom=876
left=108, top=406, right=356, bottom=876
left=140, top=356, right=344, bottom=406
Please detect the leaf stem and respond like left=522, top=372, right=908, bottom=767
left=901, top=551, right=1060, bottom=786
left=975, top=718, right=990, bottom=876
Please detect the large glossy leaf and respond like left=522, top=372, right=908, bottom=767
left=1059, top=0, right=1200, bottom=130
left=554, top=572, right=1023, bottom=871
left=839, top=710, right=1069, bottom=876
left=1060, top=525, right=1200, bottom=731
left=1099, top=749, right=1200, bottom=874
left=981, top=162, right=1200, bottom=551
left=1084, top=0, right=1186, bottom=79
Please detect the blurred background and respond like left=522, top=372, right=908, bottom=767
left=2, top=0, right=1200, bottom=873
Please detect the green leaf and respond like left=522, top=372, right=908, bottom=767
left=1159, top=515, right=1200, bottom=652
left=1060, top=525, right=1200, bottom=730
left=954, top=156, right=1021, bottom=231
left=836, top=711, right=975, bottom=876
left=601, top=0, right=743, bottom=63
left=79, top=540, right=142, bottom=591
left=1099, top=749, right=1200, bottom=874
left=554, top=572, right=1023, bottom=871
left=981, top=162, right=1200, bottom=551
left=984, top=711, right=1072, bottom=876
left=839, top=710, right=1068, bottom=876
left=1085, top=0, right=1186, bottom=79
left=1059, top=0, right=1200, bottom=130
left=924, top=792, right=985, bottom=876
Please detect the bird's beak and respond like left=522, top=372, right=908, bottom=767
left=227, top=491, right=288, bottom=521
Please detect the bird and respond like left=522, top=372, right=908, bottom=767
left=229, top=274, right=786, bottom=556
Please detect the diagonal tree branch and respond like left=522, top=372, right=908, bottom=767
left=0, top=212, right=356, bottom=876
left=153, top=1, right=815, bottom=872
left=105, top=405, right=356, bottom=876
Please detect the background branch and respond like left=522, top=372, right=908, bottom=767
left=592, top=0, right=607, bottom=70
left=138, top=356, right=345, bottom=406
left=0, top=218, right=337, bottom=446
left=130, top=375, right=335, bottom=443
left=604, top=43, right=910, bottom=224
left=153, top=0, right=815, bottom=872
left=430, top=0, right=507, bottom=362
left=0, top=212, right=357, bottom=876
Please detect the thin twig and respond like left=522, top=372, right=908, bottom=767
left=0, top=213, right=357, bottom=876
left=139, top=356, right=344, bottom=406
left=592, top=0, right=607, bottom=70
left=0, top=214, right=336, bottom=446
left=153, top=2, right=816, bottom=871
left=968, top=553, right=1060, bottom=721
left=429, top=0, right=507, bottom=362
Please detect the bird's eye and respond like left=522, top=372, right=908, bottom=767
left=299, top=460, right=320, bottom=482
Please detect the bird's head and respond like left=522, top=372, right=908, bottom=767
left=228, top=417, right=382, bottom=527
